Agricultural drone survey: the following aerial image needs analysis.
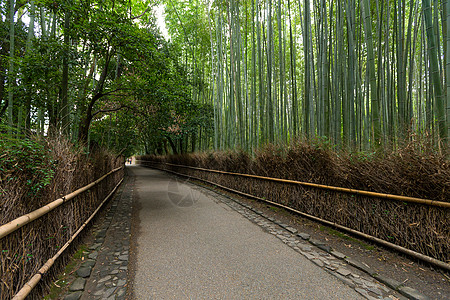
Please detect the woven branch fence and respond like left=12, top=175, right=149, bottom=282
left=0, top=152, right=124, bottom=300
left=139, top=150, right=449, bottom=265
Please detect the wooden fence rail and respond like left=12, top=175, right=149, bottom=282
left=161, top=162, right=450, bottom=208
left=12, top=177, right=124, bottom=300
left=0, top=166, right=123, bottom=240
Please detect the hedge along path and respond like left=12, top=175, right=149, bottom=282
left=12, top=177, right=124, bottom=300
left=0, top=166, right=123, bottom=239
left=139, top=161, right=450, bottom=271
left=0, top=166, right=124, bottom=300
left=161, top=163, right=450, bottom=208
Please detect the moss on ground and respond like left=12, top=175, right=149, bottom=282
left=43, top=244, right=88, bottom=300
left=268, top=206, right=280, bottom=212
left=319, top=226, right=375, bottom=251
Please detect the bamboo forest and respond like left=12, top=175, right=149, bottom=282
left=2, top=1, right=450, bottom=299
left=1, top=0, right=450, bottom=153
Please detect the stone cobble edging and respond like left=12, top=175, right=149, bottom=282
left=187, top=180, right=429, bottom=300
left=63, top=175, right=134, bottom=300
left=64, top=168, right=430, bottom=300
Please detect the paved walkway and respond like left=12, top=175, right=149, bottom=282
left=129, top=166, right=363, bottom=299
left=65, top=166, right=405, bottom=300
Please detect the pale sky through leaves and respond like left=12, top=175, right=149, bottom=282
left=154, top=4, right=170, bottom=41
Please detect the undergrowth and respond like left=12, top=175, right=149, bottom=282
left=0, top=128, right=55, bottom=201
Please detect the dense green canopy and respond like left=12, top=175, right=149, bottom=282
left=1, top=0, right=449, bottom=155
left=0, top=0, right=213, bottom=156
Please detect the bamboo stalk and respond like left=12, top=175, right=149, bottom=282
left=7, top=0, right=15, bottom=134
left=153, top=162, right=450, bottom=208
left=0, top=166, right=123, bottom=239
left=148, top=164, right=450, bottom=272
left=12, top=178, right=124, bottom=300
left=423, top=0, right=448, bottom=143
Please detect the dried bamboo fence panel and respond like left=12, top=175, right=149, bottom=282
left=0, top=153, right=124, bottom=300
left=139, top=159, right=449, bottom=265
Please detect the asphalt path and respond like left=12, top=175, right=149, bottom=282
left=129, top=166, right=362, bottom=299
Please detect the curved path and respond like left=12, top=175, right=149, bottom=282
left=128, top=166, right=363, bottom=299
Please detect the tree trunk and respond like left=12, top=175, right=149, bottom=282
left=423, top=0, right=448, bottom=145
left=61, top=9, right=71, bottom=134
left=446, top=0, right=450, bottom=145
left=361, top=0, right=381, bottom=146
left=7, top=0, right=15, bottom=134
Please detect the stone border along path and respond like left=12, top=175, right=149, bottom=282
left=175, top=176, right=430, bottom=300
left=63, top=169, right=429, bottom=300
left=63, top=175, right=135, bottom=300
